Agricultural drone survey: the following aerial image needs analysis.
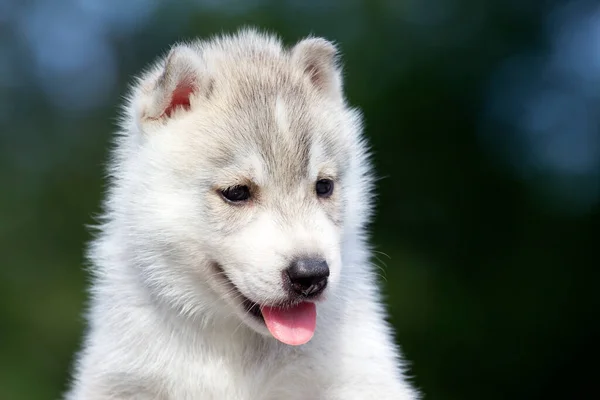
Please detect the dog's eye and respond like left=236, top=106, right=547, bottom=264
left=315, top=179, right=334, bottom=198
left=221, top=185, right=251, bottom=202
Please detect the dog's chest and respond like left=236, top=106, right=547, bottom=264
left=165, top=342, right=327, bottom=400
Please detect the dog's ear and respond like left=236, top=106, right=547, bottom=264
left=291, top=38, right=343, bottom=100
left=137, top=44, right=210, bottom=125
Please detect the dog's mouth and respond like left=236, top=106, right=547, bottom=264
left=211, top=262, right=318, bottom=346
left=212, top=262, right=264, bottom=321
left=241, top=297, right=263, bottom=321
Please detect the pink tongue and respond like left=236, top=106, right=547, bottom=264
left=260, top=302, right=317, bottom=346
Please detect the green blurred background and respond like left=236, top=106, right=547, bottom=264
left=1, top=0, right=598, bottom=399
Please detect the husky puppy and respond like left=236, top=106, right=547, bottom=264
left=66, top=28, right=419, bottom=400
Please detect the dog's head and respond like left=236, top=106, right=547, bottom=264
left=113, top=29, right=373, bottom=345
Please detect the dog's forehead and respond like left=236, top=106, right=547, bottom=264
left=217, top=88, right=341, bottom=183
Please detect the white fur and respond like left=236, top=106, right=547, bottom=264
left=66, top=28, right=419, bottom=399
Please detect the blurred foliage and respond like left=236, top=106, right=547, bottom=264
left=0, top=0, right=598, bottom=399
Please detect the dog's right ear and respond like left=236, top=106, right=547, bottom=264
left=135, top=45, right=209, bottom=129
left=291, top=38, right=343, bottom=101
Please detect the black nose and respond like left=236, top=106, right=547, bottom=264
left=286, top=258, right=329, bottom=297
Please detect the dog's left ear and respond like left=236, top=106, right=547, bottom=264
left=291, top=38, right=343, bottom=100
left=135, top=44, right=211, bottom=131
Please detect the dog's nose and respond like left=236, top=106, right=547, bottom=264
left=286, top=258, right=329, bottom=297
